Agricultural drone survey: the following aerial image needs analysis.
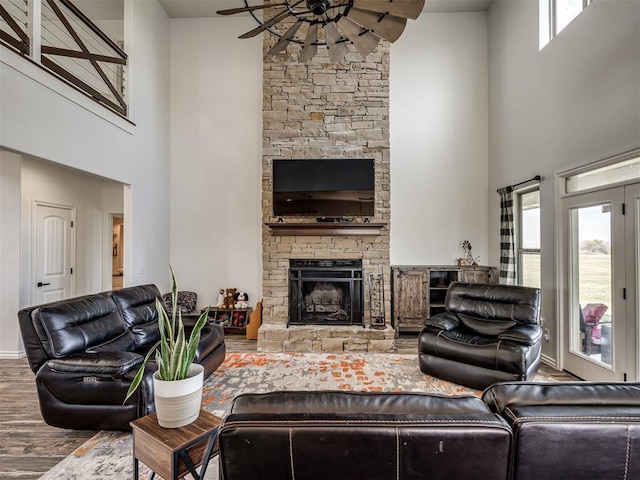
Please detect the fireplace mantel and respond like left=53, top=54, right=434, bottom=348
left=266, top=222, right=386, bottom=236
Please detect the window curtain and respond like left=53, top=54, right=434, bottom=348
left=498, top=186, right=516, bottom=285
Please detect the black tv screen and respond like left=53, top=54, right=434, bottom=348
left=273, top=159, right=375, bottom=217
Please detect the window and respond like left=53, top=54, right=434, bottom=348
left=540, top=0, right=594, bottom=49
left=564, top=153, right=640, bottom=194
left=517, top=189, right=541, bottom=288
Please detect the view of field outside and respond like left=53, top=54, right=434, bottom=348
left=522, top=254, right=611, bottom=315
left=576, top=205, right=612, bottom=324
left=519, top=196, right=611, bottom=319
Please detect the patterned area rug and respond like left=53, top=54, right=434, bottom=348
left=41, top=352, right=556, bottom=479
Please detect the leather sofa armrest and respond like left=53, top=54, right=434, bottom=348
left=498, top=324, right=542, bottom=345
left=424, top=312, right=460, bottom=331
left=181, top=313, right=202, bottom=328
left=47, top=352, right=143, bottom=376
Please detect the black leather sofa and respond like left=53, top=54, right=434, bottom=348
left=419, top=282, right=542, bottom=390
left=218, top=383, right=640, bottom=480
left=18, top=284, right=225, bottom=431
left=483, top=381, right=640, bottom=480
left=219, top=391, right=513, bottom=480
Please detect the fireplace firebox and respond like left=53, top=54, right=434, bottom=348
left=288, top=259, right=364, bottom=326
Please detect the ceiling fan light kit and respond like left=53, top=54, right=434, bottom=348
left=217, top=0, right=426, bottom=63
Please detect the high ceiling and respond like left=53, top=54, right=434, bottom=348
left=160, top=0, right=494, bottom=18
left=73, top=0, right=493, bottom=22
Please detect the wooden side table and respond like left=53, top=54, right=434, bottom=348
left=131, top=409, right=222, bottom=480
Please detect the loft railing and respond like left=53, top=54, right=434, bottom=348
left=0, top=0, right=127, bottom=116
left=0, top=0, right=29, bottom=54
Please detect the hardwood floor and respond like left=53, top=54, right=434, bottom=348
left=0, top=357, right=97, bottom=479
left=0, top=335, right=574, bottom=479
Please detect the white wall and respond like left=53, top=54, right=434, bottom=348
left=0, top=0, right=171, bottom=355
left=0, top=152, right=22, bottom=357
left=487, top=0, right=640, bottom=362
left=169, top=17, right=263, bottom=308
left=124, top=0, right=171, bottom=289
left=168, top=13, right=490, bottom=307
left=390, top=13, right=489, bottom=266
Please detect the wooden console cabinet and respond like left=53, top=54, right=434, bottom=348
left=391, top=265, right=497, bottom=334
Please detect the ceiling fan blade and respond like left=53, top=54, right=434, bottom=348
left=324, top=22, right=350, bottom=63
left=268, top=20, right=304, bottom=55
left=238, top=0, right=304, bottom=39
left=299, top=23, right=318, bottom=62
left=346, top=8, right=407, bottom=43
left=336, top=16, right=380, bottom=58
left=352, top=0, right=425, bottom=20
left=216, top=2, right=287, bottom=16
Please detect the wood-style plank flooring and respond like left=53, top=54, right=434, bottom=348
left=0, top=336, right=574, bottom=479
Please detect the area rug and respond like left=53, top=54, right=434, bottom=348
left=41, top=352, right=556, bottom=479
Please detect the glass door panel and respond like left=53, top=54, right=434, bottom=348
left=562, top=187, right=626, bottom=381
left=569, top=204, right=612, bottom=367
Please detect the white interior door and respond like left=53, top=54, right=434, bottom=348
left=562, top=185, right=639, bottom=381
left=34, top=203, right=74, bottom=304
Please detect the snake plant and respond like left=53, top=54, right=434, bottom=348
left=124, top=267, right=209, bottom=403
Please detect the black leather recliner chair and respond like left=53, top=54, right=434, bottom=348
left=418, top=282, right=542, bottom=390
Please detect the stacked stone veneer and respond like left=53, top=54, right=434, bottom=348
left=258, top=26, right=394, bottom=353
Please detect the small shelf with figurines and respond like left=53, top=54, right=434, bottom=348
left=207, top=307, right=252, bottom=335
left=205, top=288, right=252, bottom=335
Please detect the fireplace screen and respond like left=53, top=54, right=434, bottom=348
left=289, top=259, right=363, bottom=326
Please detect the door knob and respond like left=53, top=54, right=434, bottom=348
left=37, top=282, right=51, bottom=287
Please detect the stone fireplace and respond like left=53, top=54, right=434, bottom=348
left=257, top=21, right=394, bottom=352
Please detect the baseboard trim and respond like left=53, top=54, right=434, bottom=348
left=0, top=350, right=26, bottom=359
left=541, top=353, right=557, bottom=369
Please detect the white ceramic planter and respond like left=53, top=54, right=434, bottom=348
left=153, top=363, right=204, bottom=428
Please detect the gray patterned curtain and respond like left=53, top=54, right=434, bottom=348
left=498, top=186, right=516, bottom=285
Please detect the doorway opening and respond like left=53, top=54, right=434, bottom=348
left=111, top=215, right=124, bottom=290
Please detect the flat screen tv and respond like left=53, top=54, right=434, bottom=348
left=273, top=159, right=375, bottom=217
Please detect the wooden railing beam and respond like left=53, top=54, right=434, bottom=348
left=41, top=56, right=126, bottom=115
left=0, top=29, right=28, bottom=54
left=41, top=45, right=127, bottom=64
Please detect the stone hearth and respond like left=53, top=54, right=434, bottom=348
left=258, top=21, right=393, bottom=352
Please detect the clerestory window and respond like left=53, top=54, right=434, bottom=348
left=540, top=0, right=595, bottom=50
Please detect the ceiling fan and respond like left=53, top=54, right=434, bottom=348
left=216, top=0, right=425, bottom=63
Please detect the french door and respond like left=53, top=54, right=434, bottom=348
left=562, top=184, right=639, bottom=381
